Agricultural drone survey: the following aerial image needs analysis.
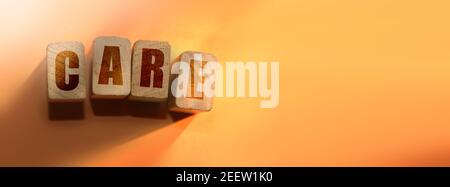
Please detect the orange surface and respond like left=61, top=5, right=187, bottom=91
left=1, top=0, right=450, bottom=166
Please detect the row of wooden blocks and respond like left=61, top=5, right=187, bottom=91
left=47, top=36, right=217, bottom=113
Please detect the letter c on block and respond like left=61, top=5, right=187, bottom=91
left=55, top=51, right=79, bottom=91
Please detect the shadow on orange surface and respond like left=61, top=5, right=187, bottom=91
left=48, top=102, right=85, bottom=120
left=0, top=58, right=191, bottom=166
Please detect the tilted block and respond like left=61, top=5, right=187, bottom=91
left=92, top=36, right=131, bottom=99
left=47, top=41, right=86, bottom=102
left=169, top=51, right=217, bottom=113
left=130, top=40, right=170, bottom=101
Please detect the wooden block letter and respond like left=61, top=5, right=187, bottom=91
left=169, top=51, right=217, bottom=113
left=47, top=41, right=86, bottom=102
left=130, top=40, right=170, bottom=101
left=92, top=36, right=131, bottom=98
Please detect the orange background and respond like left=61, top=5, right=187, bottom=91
left=1, top=0, right=450, bottom=166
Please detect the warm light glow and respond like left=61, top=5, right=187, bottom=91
left=0, top=0, right=450, bottom=166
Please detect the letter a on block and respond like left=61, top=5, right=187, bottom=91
left=130, top=40, right=171, bottom=101
left=169, top=51, right=217, bottom=113
left=47, top=41, right=86, bottom=102
left=92, top=36, right=131, bottom=99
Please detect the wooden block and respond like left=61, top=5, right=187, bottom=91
left=92, top=36, right=131, bottom=99
left=47, top=41, right=86, bottom=102
left=130, top=40, right=171, bottom=101
left=169, top=51, right=217, bottom=113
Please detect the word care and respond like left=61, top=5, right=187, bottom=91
left=47, top=36, right=217, bottom=113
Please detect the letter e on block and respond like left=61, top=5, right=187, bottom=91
left=92, top=36, right=131, bottom=99
left=170, top=51, right=217, bottom=113
left=130, top=40, right=170, bottom=101
left=47, top=41, right=86, bottom=102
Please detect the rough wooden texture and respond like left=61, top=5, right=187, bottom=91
left=130, top=40, right=170, bottom=101
left=169, top=51, right=217, bottom=113
left=92, top=36, right=131, bottom=99
left=47, top=41, right=86, bottom=102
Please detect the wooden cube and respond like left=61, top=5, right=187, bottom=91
left=130, top=40, right=171, bottom=101
left=47, top=41, right=86, bottom=102
left=92, top=36, right=131, bottom=99
left=169, top=51, right=217, bottom=113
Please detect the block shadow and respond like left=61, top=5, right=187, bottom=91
left=48, top=102, right=85, bottom=120
left=0, top=57, right=192, bottom=166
